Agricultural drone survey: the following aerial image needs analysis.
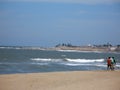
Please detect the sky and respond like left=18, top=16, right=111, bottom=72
left=0, top=0, right=120, bottom=47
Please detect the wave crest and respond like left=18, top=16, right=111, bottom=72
left=31, top=58, right=52, bottom=61
left=31, top=58, right=104, bottom=63
left=65, top=58, right=104, bottom=63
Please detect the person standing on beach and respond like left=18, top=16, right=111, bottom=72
left=112, top=57, right=116, bottom=65
left=111, top=57, right=116, bottom=70
left=110, top=57, right=114, bottom=70
left=107, top=57, right=112, bottom=70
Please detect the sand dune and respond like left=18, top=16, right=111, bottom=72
left=0, top=71, right=120, bottom=90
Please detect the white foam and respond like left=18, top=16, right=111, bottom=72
left=31, top=58, right=105, bottom=63
left=31, top=58, right=64, bottom=62
left=63, top=63, right=92, bottom=66
left=95, top=64, right=106, bottom=67
left=64, top=63, right=81, bottom=66
left=57, top=50, right=103, bottom=53
left=65, top=58, right=104, bottom=63
left=30, top=62, right=48, bottom=65
left=31, top=58, right=52, bottom=61
left=57, top=50, right=79, bottom=52
left=116, top=64, right=120, bottom=67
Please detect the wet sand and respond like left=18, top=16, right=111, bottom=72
left=0, top=71, right=120, bottom=90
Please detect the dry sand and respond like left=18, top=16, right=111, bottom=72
left=0, top=71, right=120, bottom=90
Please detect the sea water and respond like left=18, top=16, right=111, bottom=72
left=0, top=47, right=120, bottom=74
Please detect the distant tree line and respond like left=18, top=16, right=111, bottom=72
left=117, top=45, right=120, bottom=47
left=94, top=43, right=120, bottom=48
left=93, top=43, right=112, bottom=47
left=55, top=43, right=73, bottom=47
left=55, top=43, right=120, bottom=48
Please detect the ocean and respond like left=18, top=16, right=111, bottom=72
left=0, top=47, right=120, bottom=74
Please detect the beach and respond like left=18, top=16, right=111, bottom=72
left=0, top=71, right=120, bottom=90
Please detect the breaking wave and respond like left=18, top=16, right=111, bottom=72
left=31, top=58, right=52, bottom=61
left=65, top=58, right=104, bottom=63
left=31, top=58, right=62, bottom=62
left=31, top=58, right=104, bottom=63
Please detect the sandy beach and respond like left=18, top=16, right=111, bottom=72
left=0, top=71, right=120, bottom=90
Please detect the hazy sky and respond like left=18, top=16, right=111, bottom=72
left=0, top=0, right=120, bottom=47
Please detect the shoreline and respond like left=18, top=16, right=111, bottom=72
left=0, top=70, right=120, bottom=90
left=0, top=70, right=119, bottom=75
